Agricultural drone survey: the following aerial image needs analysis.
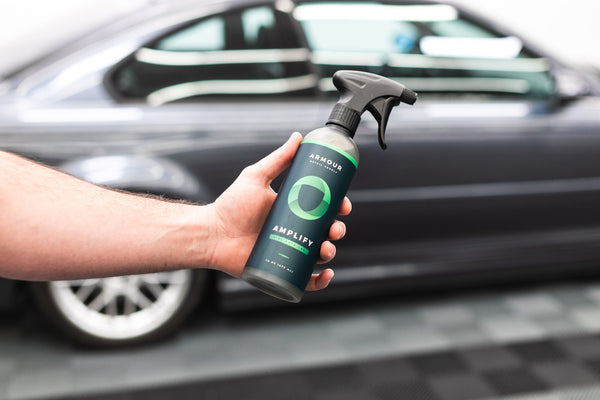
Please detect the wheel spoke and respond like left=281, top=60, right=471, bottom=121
left=105, top=297, right=118, bottom=316
left=88, top=291, right=111, bottom=312
left=124, top=296, right=137, bottom=315
left=74, top=283, right=97, bottom=302
left=131, top=289, right=153, bottom=309
left=145, top=282, right=164, bottom=299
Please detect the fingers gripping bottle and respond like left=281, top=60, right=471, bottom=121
left=241, top=70, right=417, bottom=302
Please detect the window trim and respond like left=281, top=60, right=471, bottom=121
left=146, top=74, right=319, bottom=106
left=134, top=47, right=310, bottom=66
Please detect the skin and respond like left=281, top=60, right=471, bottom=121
left=0, top=132, right=351, bottom=292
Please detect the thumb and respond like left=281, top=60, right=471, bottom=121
left=245, top=132, right=303, bottom=185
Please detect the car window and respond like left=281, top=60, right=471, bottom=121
left=295, top=2, right=555, bottom=100
left=108, top=6, right=316, bottom=104
left=156, top=17, right=225, bottom=52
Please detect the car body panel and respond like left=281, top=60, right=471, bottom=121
left=1, top=0, right=600, bottom=309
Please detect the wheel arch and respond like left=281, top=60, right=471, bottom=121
left=59, top=154, right=213, bottom=202
left=28, top=155, right=216, bottom=346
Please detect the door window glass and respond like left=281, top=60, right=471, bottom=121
left=156, top=18, right=225, bottom=51
left=295, top=2, right=554, bottom=99
left=108, top=6, right=315, bottom=104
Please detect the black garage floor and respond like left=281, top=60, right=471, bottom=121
left=5, top=279, right=600, bottom=400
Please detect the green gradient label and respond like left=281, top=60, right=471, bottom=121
left=269, top=234, right=309, bottom=255
left=287, top=175, right=331, bottom=220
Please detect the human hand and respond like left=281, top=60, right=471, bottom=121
left=206, top=132, right=352, bottom=291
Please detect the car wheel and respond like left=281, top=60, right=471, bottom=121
left=31, top=269, right=206, bottom=347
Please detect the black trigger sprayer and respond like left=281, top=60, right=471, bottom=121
left=242, top=70, right=417, bottom=302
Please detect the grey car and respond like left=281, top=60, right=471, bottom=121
left=1, top=0, right=600, bottom=346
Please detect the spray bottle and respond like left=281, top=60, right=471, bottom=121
left=241, top=70, right=417, bottom=302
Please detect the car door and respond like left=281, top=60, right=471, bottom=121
left=293, top=1, right=600, bottom=276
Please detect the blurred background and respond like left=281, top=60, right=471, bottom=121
left=2, top=1, right=600, bottom=400
left=1, top=0, right=599, bottom=76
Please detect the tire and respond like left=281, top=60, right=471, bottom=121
left=30, top=269, right=207, bottom=347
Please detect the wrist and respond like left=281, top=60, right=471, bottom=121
left=179, top=203, right=220, bottom=270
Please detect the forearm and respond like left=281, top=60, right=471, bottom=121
left=0, top=151, right=214, bottom=281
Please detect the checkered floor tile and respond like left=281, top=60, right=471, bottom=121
left=6, top=280, right=600, bottom=400
left=44, top=333, right=600, bottom=400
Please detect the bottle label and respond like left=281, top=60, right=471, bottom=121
left=245, top=140, right=357, bottom=290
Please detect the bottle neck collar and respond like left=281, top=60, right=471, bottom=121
left=326, top=103, right=360, bottom=138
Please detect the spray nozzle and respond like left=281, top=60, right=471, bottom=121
left=326, top=70, right=417, bottom=149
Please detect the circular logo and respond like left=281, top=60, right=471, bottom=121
left=287, top=176, right=331, bottom=220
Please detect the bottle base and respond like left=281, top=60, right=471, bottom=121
left=241, top=267, right=304, bottom=303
